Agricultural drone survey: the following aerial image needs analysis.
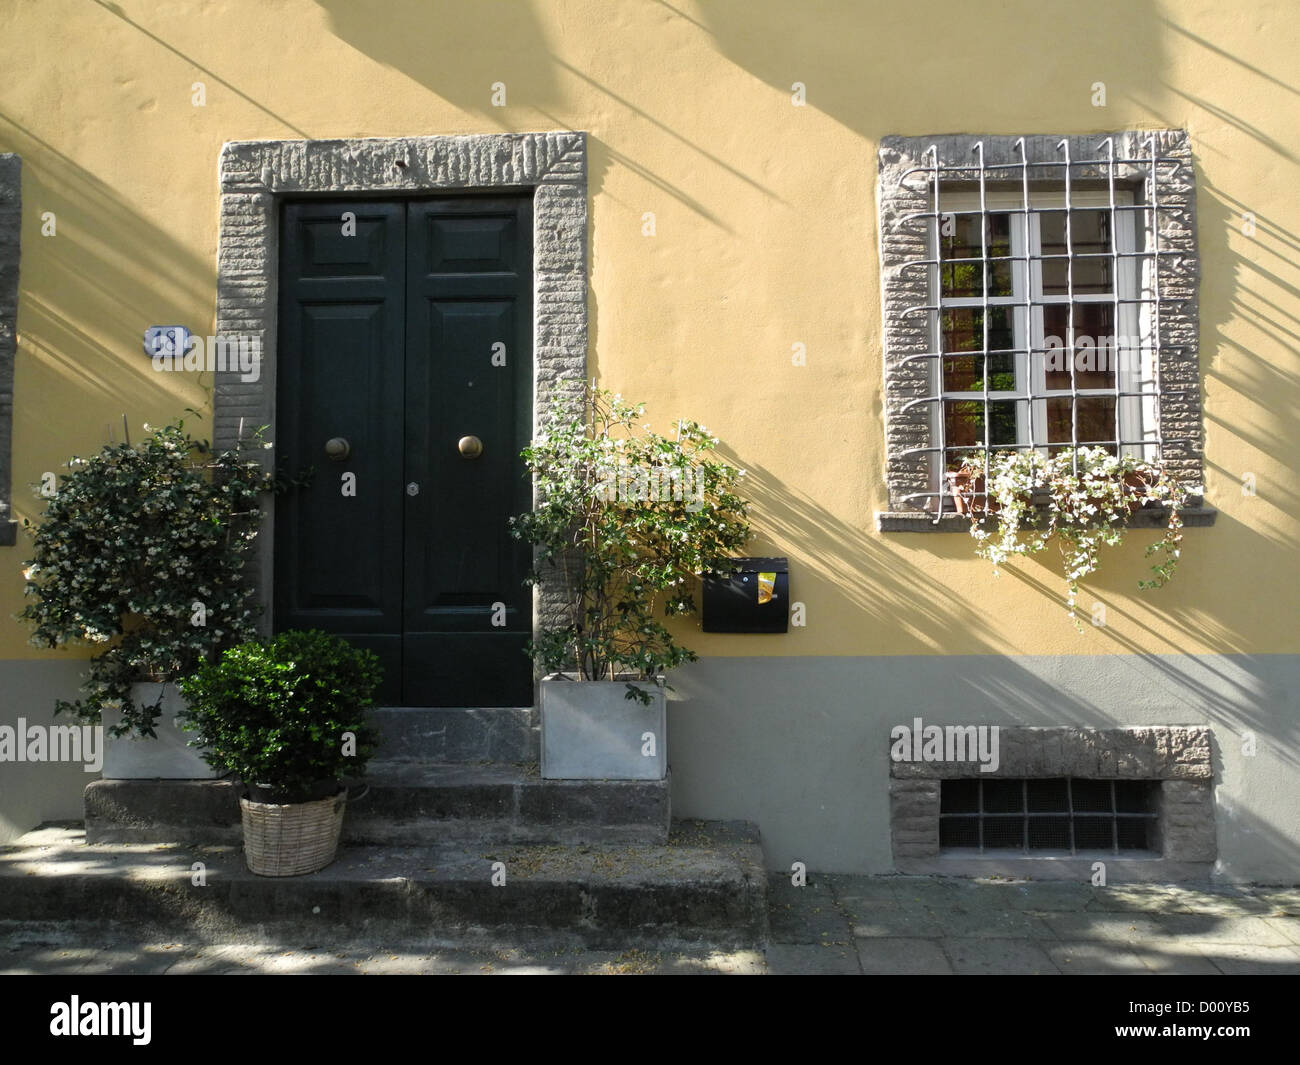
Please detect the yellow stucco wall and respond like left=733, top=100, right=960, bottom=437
left=1, top=0, right=1296, bottom=661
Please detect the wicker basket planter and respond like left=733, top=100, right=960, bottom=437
left=239, top=789, right=347, bottom=877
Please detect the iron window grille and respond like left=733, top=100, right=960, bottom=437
left=881, top=133, right=1201, bottom=521
left=939, top=777, right=1159, bottom=856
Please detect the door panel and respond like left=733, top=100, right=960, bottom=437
left=276, top=201, right=406, bottom=704
left=404, top=198, right=533, bottom=706
left=275, top=195, right=533, bottom=708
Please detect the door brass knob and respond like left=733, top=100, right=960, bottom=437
left=458, top=435, right=484, bottom=459
left=324, top=437, right=351, bottom=461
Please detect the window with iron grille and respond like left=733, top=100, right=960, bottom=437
left=939, top=778, right=1160, bottom=855
left=876, top=131, right=1206, bottom=527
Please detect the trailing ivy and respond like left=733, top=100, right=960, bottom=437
left=955, top=446, right=1199, bottom=626
left=19, top=416, right=274, bottom=736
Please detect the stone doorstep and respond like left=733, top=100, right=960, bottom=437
left=0, top=821, right=768, bottom=950
left=84, top=763, right=671, bottom=846
left=370, top=707, right=539, bottom=765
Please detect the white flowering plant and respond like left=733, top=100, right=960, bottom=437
left=510, top=385, right=751, bottom=701
left=956, top=446, right=1198, bottom=624
left=19, top=416, right=276, bottom=736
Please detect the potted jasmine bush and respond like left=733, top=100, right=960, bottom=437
left=19, top=416, right=273, bottom=777
left=178, top=629, right=381, bottom=876
left=953, top=445, right=1198, bottom=625
left=511, top=385, right=751, bottom=780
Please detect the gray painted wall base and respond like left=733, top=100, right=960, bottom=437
left=0, top=659, right=102, bottom=843
left=4, top=652, right=1299, bottom=883
left=666, top=653, right=1300, bottom=884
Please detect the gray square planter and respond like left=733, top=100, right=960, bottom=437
left=102, top=682, right=217, bottom=780
left=540, top=676, right=667, bottom=780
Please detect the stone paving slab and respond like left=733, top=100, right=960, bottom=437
left=766, top=942, right=862, bottom=975
left=1044, top=941, right=1150, bottom=974
left=1191, top=942, right=1300, bottom=975
left=944, top=938, right=1060, bottom=976
left=1151, top=913, right=1295, bottom=946
left=856, top=937, right=953, bottom=975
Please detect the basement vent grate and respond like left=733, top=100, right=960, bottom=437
left=939, top=777, right=1159, bottom=855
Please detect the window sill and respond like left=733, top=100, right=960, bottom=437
left=876, top=505, right=1218, bottom=533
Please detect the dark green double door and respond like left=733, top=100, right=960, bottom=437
left=274, top=195, right=533, bottom=707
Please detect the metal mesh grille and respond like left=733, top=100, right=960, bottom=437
left=892, top=136, right=1189, bottom=516
left=938, top=778, right=1159, bottom=855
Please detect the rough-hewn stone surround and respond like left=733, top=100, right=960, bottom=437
left=876, top=130, right=1206, bottom=529
left=890, top=726, right=1216, bottom=869
left=0, top=154, right=19, bottom=547
left=213, top=132, right=588, bottom=657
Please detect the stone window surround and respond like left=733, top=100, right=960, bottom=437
left=890, top=726, right=1217, bottom=879
left=0, top=154, right=19, bottom=547
left=875, top=130, right=1215, bottom=533
left=214, top=131, right=588, bottom=662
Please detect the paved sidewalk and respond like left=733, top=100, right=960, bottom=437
left=767, top=875, right=1300, bottom=975
left=3, top=873, right=1297, bottom=974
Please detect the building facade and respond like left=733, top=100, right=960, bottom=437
left=0, top=1, right=1296, bottom=882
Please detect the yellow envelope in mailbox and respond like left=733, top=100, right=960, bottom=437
left=757, top=571, right=776, bottom=604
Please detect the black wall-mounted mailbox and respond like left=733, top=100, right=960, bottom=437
left=702, top=557, right=789, bottom=633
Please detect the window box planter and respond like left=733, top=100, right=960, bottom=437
left=540, top=675, right=666, bottom=781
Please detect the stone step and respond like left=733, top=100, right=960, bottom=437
left=372, top=707, right=538, bottom=764
left=84, top=762, right=670, bottom=845
left=0, top=822, right=768, bottom=949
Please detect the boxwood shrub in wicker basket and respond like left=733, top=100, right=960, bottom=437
left=179, top=629, right=382, bottom=876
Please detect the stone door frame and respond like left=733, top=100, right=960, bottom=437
left=213, top=132, right=588, bottom=675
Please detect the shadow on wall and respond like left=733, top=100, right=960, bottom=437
left=312, top=0, right=560, bottom=119
left=727, top=452, right=1299, bottom=762
left=313, top=0, right=786, bottom=227
left=659, top=0, right=1169, bottom=137
left=0, top=111, right=213, bottom=528
left=731, top=453, right=998, bottom=654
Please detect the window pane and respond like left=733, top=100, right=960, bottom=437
left=939, top=817, right=981, bottom=848
left=941, top=306, right=1016, bottom=358
left=1040, top=208, right=1113, bottom=294
left=1074, top=817, right=1114, bottom=850
left=945, top=398, right=1018, bottom=452
left=1115, top=781, right=1155, bottom=814
left=943, top=354, right=1016, bottom=393
left=1045, top=397, right=1118, bottom=450
left=1071, top=779, right=1113, bottom=813
left=1117, top=817, right=1155, bottom=851
left=941, top=779, right=980, bottom=813
left=1028, top=816, right=1071, bottom=849
left=1042, top=303, right=1118, bottom=389
left=1027, top=778, right=1068, bottom=812
left=983, top=779, right=1024, bottom=813
left=982, top=817, right=1024, bottom=849
left=940, top=212, right=1014, bottom=298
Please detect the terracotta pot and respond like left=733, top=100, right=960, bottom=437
left=945, top=470, right=998, bottom=515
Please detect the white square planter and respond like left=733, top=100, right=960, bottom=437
left=102, top=682, right=217, bottom=780
left=540, top=676, right=667, bottom=780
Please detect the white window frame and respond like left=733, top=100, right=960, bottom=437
left=928, top=188, right=1156, bottom=498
